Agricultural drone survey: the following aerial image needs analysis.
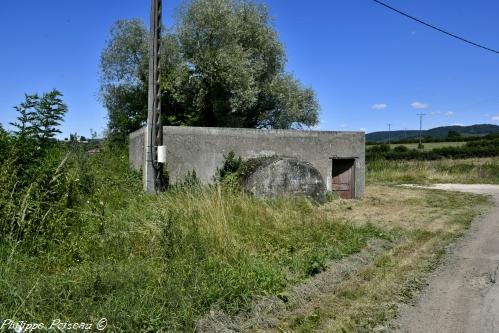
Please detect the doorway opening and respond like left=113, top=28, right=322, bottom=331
left=331, top=158, right=356, bottom=199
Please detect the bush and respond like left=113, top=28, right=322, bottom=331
left=393, top=145, right=409, bottom=153
left=216, top=152, right=279, bottom=191
left=0, top=93, right=93, bottom=243
left=217, top=151, right=242, bottom=180
left=0, top=144, right=78, bottom=242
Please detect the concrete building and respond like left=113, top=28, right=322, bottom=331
left=129, top=126, right=365, bottom=198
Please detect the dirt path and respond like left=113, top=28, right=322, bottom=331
left=395, top=184, right=499, bottom=333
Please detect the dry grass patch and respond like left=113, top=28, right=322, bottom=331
left=197, top=185, right=490, bottom=332
left=321, top=185, right=482, bottom=233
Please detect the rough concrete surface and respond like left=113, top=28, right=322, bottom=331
left=395, top=184, right=499, bottom=333
left=242, top=157, right=326, bottom=201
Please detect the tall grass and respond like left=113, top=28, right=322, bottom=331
left=0, top=145, right=384, bottom=331
left=0, top=144, right=83, bottom=243
left=367, top=157, right=499, bottom=184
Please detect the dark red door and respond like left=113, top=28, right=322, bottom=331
left=331, top=159, right=355, bottom=199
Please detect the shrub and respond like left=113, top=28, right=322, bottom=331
left=0, top=146, right=78, bottom=242
left=216, top=152, right=278, bottom=190
left=217, top=151, right=242, bottom=180
left=393, top=145, right=409, bottom=153
left=0, top=93, right=90, bottom=243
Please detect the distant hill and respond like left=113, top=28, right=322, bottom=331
left=366, top=124, right=499, bottom=143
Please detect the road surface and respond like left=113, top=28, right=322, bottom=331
left=396, top=184, right=499, bottom=333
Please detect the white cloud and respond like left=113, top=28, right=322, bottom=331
left=411, top=101, right=430, bottom=109
left=452, top=123, right=464, bottom=126
left=492, top=115, right=499, bottom=121
left=444, top=111, right=454, bottom=116
left=359, top=128, right=367, bottom=132
left=340, top=124, right=348, bottom=128
left=372, top=103, right=387, bottom=110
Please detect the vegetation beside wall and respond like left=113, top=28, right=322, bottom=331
left=1, top=144, right=387, bottom=331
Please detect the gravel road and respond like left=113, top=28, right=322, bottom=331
left=395, top=184, right=499, bottom=333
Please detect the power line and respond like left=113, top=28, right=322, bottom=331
left=372, top=0, right=499, bottom=55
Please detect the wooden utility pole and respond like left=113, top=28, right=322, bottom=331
left=387, top=123, right=392, bottom=145
left=417, top=113, right=426, bottom=149
left=144, top=0, right=165, bottom=193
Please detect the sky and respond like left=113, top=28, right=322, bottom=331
left=0, top=0, right=498, bottom=138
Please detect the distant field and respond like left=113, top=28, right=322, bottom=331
left=390, top=141, right=466, bottom=151
left=367, top=157, right=499, bottom=185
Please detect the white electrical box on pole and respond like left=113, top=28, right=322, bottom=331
left=144, top=0, right=166, bottom=193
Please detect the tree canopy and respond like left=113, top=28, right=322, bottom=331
left=9, top=90, right=68, bottom=143
left=100, top=0, right=320, bottom=142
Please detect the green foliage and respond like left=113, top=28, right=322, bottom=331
left=0, top=123, right=10, bottom=159
left=216, top=151, right=280, bottom=192
left=217, top=151, right=242, bottom=179
left=1, top=145, right=385, bottom=331
left=447, top=130, right=461, bottom=139
left=367, top=158, right=499, bottom=185
left=367, top=137, right=499, bottom=162
left=9, top=93, right=39, bottom=138
left=0, top=145, right=80, bottom=242
left=177, top=169, right=201, bottom=189
left=366, top=124, right=499, bottom=143
left=393, top=145, right=409, bottom=153
left=100, top=0, right=320, bottom=142
left=36, top=90, right=68, bottom=142
left=9, top=90, right=68, bottom=144
left=0, top=92, right=76, bottom=242
left=101, top=78, right=148, bottom=143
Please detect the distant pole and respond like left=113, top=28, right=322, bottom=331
left=144, top=0, right=164, bottom=193
left=388, top=123, right=392, bottom=145
left=417, top=113, right=426, bottom=149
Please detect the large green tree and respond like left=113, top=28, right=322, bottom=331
left=10, top=90, right=67, bottom=143
left=100, top=0, right=319, bottom=141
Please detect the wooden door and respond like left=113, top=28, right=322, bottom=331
left=331, top=159, right=355, bottom=199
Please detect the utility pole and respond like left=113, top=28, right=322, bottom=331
left=417, top=113, right=426, bottom=149
left=387, top=123, right=392, bottom=145
left=144, top=0, right=165, bottom=193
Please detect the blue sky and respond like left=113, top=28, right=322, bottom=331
left=1, top=0, right=498, bottom=137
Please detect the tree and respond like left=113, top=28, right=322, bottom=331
left=0, top=123, right=10, bottom=160
left=10, top=90, right=68, bottom=143
left=9, top=94, right=40, bottom=138
left=35, top=90, right=68, bottom=142
left=100, top=0, right=320, bottom=142
left=447, top=130, right=461, bottom=140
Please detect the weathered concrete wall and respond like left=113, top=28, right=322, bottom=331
left=129, top=126, right=365, bottom=197
left=243, top=157, right=326, bottom=201
left=129, top=127, right=146, bottom=171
